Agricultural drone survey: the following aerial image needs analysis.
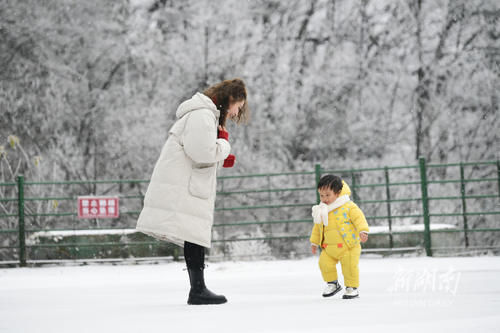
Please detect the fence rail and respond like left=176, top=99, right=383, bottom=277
left=0, top=157, right=499, bottom=266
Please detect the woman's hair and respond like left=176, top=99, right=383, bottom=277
left=203, top=78, right=249, bottom=127
left=317, top=175, right=343, bottom=194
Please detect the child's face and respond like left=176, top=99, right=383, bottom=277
left=318, top=187, right=340, bottom=205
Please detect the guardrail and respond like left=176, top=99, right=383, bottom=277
left=0, top=157, right=499, bottom=266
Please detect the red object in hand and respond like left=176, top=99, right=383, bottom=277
left=223, top=154, right=235, bottom=168
left=217, top=129, right=229, bottom=140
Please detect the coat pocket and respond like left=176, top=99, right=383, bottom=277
left=188, top=165, right=215, bottom=199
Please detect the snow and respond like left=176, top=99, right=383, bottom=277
left=26, top=229, right=137, bottom=245
left=369, top=223, right=456, bottom=233
left=1, top=256, right=500, bottom=333
left=26, top=222, right=456, bottom=244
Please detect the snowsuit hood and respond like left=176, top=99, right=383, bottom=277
left=339, top=180, right=351, bottom=197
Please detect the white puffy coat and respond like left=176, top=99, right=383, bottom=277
left=136, top=93, right=231, bottom=248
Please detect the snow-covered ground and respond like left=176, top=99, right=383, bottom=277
left=1, top=255, right=499, bottom=333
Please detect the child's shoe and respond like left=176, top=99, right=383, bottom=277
left=322, top=281, right=342, bottom=297
left=342, top=287, right=359, bottom=299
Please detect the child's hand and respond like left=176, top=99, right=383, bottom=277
left=311, top=244, right=318, bottom=254
left=360, top=232, right=368, bottom=243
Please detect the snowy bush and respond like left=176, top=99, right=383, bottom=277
left=226, top=228, right=272, bottom=260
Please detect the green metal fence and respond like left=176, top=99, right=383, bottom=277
left=0, top=158, right=499, bottom=266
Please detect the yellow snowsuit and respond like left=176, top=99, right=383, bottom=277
left=310, top=182, right=369, bottom=288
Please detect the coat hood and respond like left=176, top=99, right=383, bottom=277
left=176, top=93, right=220, bottom=119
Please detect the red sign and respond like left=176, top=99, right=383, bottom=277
left=77, top=196, right=119, bottom=219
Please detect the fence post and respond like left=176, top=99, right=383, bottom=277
left=384, top=167, right=394, bottom=249
left=17, top=175, right=27, bottom=267
left=497, top=160, right=500, bottom=198
left=315, top=164, right=322, bottom=204
left=418, top=157, right=432, bottom=257
left=221, top=178, right=226, bottom=259
left=267, top=175, right=274, bottom=236
left=460, top=163, right=469, bottom=248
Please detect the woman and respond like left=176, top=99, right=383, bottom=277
left=136, top=78, right=249, bottom=305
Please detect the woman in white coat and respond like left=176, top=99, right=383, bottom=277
left=136, top=78, right=249, bottom=305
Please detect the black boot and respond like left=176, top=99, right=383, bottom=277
left=187, top=267, right=227, bottom=305
left=184, top=241, right=227, bottom=305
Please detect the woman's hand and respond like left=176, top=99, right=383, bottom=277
left=360, top=232, right=368, bottom=243
left=217, top=126, right=235, bottom=167
left=311, top=244, right=318, bottom=254
left=217, top=126, right=229, bottom=140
